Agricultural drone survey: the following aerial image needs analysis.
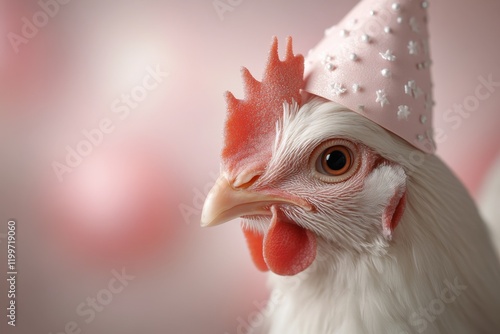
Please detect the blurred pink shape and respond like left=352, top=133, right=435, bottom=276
left=44, top=140, right=181, bottom=267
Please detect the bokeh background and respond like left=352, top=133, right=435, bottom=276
left=0, top=0, right=499, bottom=333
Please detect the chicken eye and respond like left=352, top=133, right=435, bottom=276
left=320, top=146, right=351, bottom=176
left=311, top=139, right=359, bottom=183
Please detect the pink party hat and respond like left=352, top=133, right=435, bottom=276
left=304, top=0, right=435, bottom=153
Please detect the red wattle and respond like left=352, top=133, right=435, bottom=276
left=263, top=208, right=317, bottom=276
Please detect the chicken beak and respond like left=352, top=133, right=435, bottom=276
left=201, top=175, right=312, bottom=228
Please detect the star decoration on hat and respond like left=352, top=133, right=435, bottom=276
left=408, top=41, right=419, bottom=55
left=405, top=80, right=423, bottom=98
left=410, top=17, right=420, bottom=33
left=397, top=105, right=411, bottom=120
left=380, top=50, right=396, bottom=61
left=376, top=89, right=389, bottom=107
left=331, top=83, right=347, bottom=96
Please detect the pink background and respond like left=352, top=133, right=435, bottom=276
left=1, top=0, right=499, bottom=333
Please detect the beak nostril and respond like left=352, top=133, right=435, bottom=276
left=232, top=171, right=262, bottom=189
left=236, top=174, right=261, bottom=189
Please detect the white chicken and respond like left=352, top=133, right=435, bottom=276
left=201, top=0, right=500, bottom=332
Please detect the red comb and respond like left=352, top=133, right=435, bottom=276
left=222, top=37, right=304, bottom=175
